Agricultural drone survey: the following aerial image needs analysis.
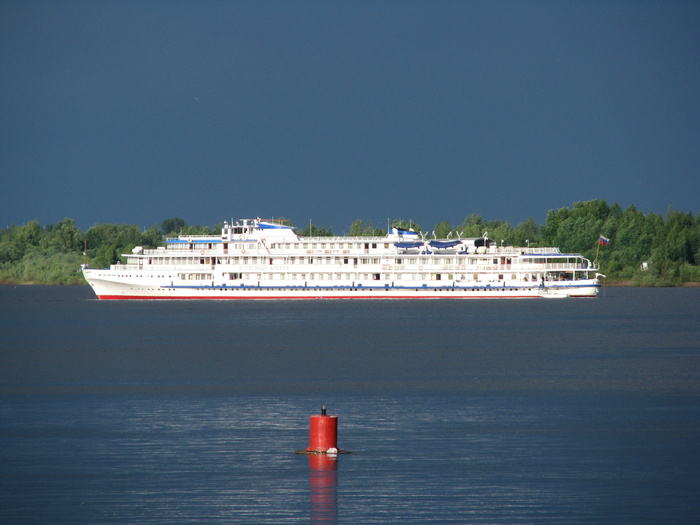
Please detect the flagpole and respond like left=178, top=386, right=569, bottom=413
left=594, top=233, right=601, bottom=267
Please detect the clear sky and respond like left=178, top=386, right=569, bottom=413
left=2, top=1, right=699, bottom=233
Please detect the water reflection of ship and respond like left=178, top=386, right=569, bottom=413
left=308, top=453, right=338, bottom=523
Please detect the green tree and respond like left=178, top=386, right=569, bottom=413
left=93, top=244, right=118, bottom=268
left=347, top=220, right=385, bottom=236
left=433, top=221, right=452, bottom=239
left=85, top=223, right=119, bottom=251
left=511, top=217, right=542, bottom=247
left=650, top=210, right=698, bottom=282
left=348, top=219, right=365, bottom=236
left=115, top=224, right=142, bottom=248
left=482, top=220, right=513, bottom=247
left=181, top=224, right=213, bottom=235
left=161, top=217, right=186, bottom=236
left=458, top=214, right=485, bottom=238
left=140, top=225, right=163, bottom=248
left=43, top=218, right=82, bottom=253
left=0, top=241, right=20, bottom=264
left=300, top=223, right=333, bottom=236
left=543, top=200, right=611, bottom=258
left=14, top=220, right=44, bottom=257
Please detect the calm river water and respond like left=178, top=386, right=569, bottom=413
left=1, top=286, right=698, bottom=523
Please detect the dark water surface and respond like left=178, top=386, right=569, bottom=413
left=1, top=286, right=699, bottom=523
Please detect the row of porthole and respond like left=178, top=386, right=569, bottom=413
left=160, top=286, right=543, bottom=293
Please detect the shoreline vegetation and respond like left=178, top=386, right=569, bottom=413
left=1, top=200, right=698, bottom=287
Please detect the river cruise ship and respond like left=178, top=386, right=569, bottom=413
left=82, top=217, right=601, bottom=299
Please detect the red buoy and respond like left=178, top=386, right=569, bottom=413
left=295, top=405, right=350, bottom=455
left=307, top=405, right=338, bottom=453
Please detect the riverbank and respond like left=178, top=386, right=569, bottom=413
left=603, top=279, right=700, bottom=287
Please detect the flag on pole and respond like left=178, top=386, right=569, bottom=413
left=599, top=235, right=609, bottom=246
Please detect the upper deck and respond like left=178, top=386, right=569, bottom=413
left=133, top=217, right=591, bottom=266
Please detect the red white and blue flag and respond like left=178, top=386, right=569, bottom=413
left=599, top=235, right=610, bottom=246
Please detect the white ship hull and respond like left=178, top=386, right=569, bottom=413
left=82, top=218, right=601, bottom=300
left=83, top=272, right=598, bottom=299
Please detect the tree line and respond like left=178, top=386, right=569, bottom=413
left=1, top=200, right=698, bottom=285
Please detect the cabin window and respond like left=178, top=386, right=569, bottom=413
left=373, top=273, right=380, bottom=280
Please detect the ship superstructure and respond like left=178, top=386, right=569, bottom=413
left=82, top=218, right=601, bottom=299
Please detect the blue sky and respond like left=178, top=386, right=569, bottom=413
left=2, top=1, right=699, bottom=233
